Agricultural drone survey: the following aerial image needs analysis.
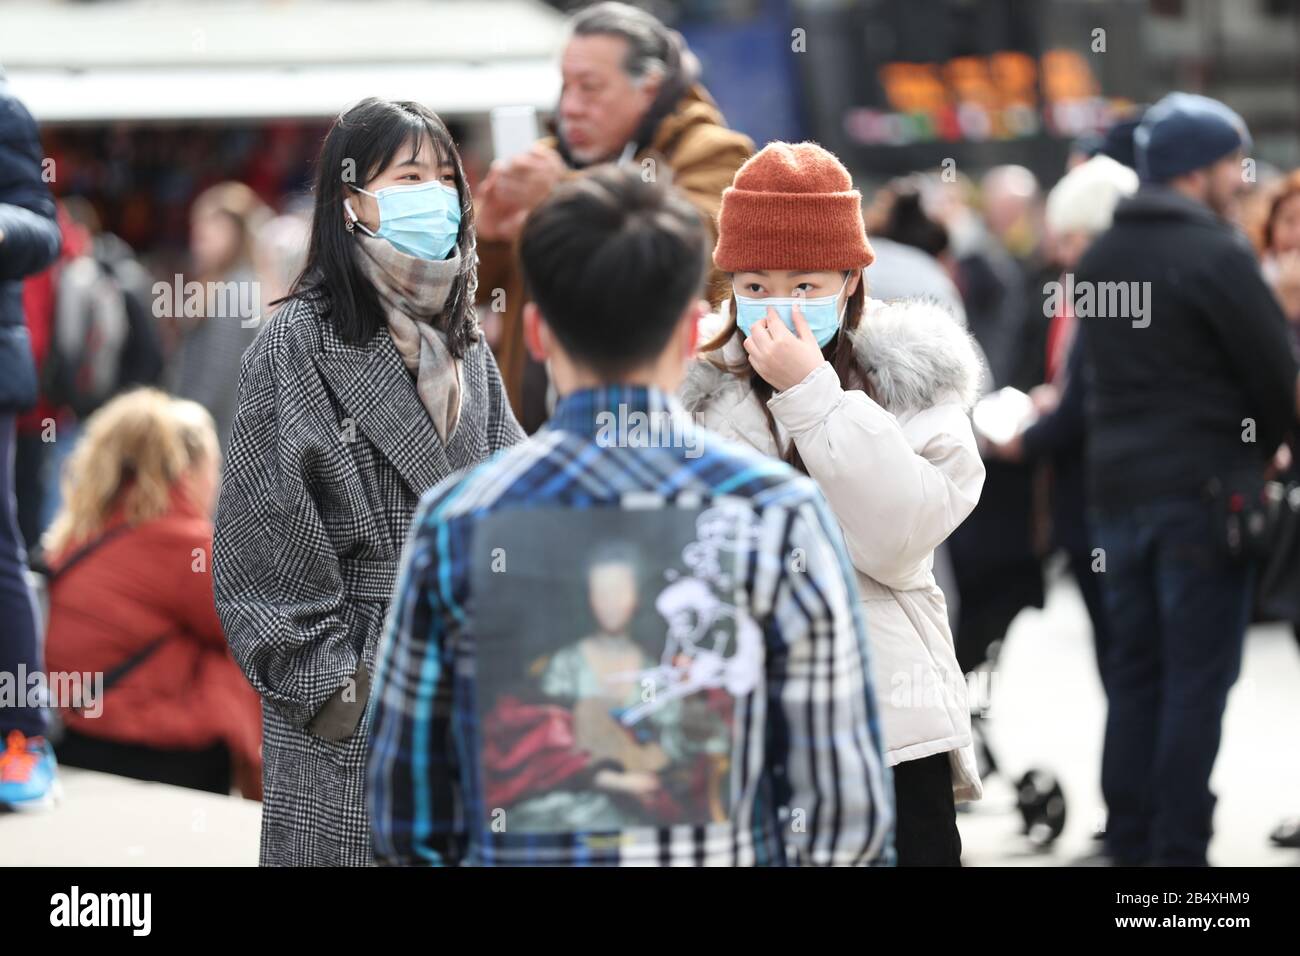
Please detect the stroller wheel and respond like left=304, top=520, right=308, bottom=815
left=1016, top=769, right=1066, bottom=847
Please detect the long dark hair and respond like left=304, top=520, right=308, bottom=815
left=700, top=272, right=869, bottom=475
left=281, top=98, right=479, bottom=356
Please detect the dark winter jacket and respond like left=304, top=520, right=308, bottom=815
left=0, top=72, right=60, bottom=411
left=1078, top=185, right=1298, bottom=509
left=1022, top=331, right=1090, bottom=553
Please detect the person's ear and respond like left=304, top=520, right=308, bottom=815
left=344, top=194, right=371, bottom=234
left=845, top=269, right=862, bottom=298
left=638, top=69, right=664, bottom=105
left=523, top=302, right=549, bottom=363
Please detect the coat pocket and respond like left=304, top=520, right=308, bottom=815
left=305, top=565, right=392, bottom=741
left=306, top=657, right=371, bottom=741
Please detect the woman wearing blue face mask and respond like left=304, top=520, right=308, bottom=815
left=213, top=98, right=524, bottom=866
left=680, top=142, right=987, bottom=866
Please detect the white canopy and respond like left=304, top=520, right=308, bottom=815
left=0, top=0, right=567, bottom=122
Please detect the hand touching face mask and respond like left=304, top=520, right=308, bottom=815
left=732, top=274, right=848, bottom=347
left=741, top=304, right=829, bottom=392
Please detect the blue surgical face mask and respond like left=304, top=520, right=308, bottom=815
left=345, top=180, right=461, bottom=261
left=732, top=275, right=850, bottom=347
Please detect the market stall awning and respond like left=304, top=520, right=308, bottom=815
left=0, top=0, right=567, bottom=122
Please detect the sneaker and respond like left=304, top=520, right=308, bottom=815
left=0, top=730, right=62, bottom=811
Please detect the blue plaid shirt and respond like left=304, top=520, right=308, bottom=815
left=366, top=385, right=893, bottom=865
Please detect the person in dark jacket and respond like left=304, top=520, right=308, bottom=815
left=991, top=154, right=1140, bottom=684
left=0, top=68, right=62, bottom=811
left=1078, top=93, right=1300, bottom=866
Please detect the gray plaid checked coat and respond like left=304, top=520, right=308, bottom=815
left=213, top=294, right=523, bottom=866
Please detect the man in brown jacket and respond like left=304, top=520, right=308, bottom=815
left=476, top=1, right=753, bottom=431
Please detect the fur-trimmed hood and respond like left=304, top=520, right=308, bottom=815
left=681, top=296, right=981, bottom=417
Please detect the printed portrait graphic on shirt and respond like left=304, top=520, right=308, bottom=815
left=470, top=503, right=763, bottom=834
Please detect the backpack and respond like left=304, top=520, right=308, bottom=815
left=44, top=236, right=163, bottom=419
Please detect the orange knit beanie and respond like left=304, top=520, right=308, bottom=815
left=713, top=141, right=875, bottom=273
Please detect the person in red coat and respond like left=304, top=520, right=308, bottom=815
left=42, top=388, right=261, bottom=798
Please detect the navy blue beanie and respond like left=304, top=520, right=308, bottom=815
left=1099, top=113, right=1144, bottom=171
left=1135, top=92, right=1251, bottom=183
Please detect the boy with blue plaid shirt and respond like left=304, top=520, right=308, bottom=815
left=366, top=166, right=893, bottom=865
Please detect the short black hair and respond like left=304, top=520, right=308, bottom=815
left=519, top=164, right=707, bottom=379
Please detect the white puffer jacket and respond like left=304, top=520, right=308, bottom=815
left=681, top=297, right=986, bottom=801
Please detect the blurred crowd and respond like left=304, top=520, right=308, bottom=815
left=1, top=1, right=1298, bottom=867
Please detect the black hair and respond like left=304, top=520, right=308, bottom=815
left=518, top=164, right=707, bottom=379
left=876, top=180, right=949, bottom=258
left=281, top=98, right=478, bottom=355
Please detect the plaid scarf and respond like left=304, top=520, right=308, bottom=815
left=354, top=233, right=464, bottom=442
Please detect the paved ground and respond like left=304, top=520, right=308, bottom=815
left=958, top=571, right=1300, bottom=867
left=1, top=765, right=260, bottom=866
left=3, top=572, right=1298, bottom=867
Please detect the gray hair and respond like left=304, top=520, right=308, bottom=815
left=569, top=2, right=672, bottom=86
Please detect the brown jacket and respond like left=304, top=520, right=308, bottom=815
left=477, top=84, right=754, bottom=430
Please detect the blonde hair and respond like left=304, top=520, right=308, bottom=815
left=191, top=181, right=271, bottom=278
left=44, top=389, right=219, bottom=557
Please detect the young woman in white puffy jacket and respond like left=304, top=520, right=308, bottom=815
left=680, top=141, right=985, bottom=865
